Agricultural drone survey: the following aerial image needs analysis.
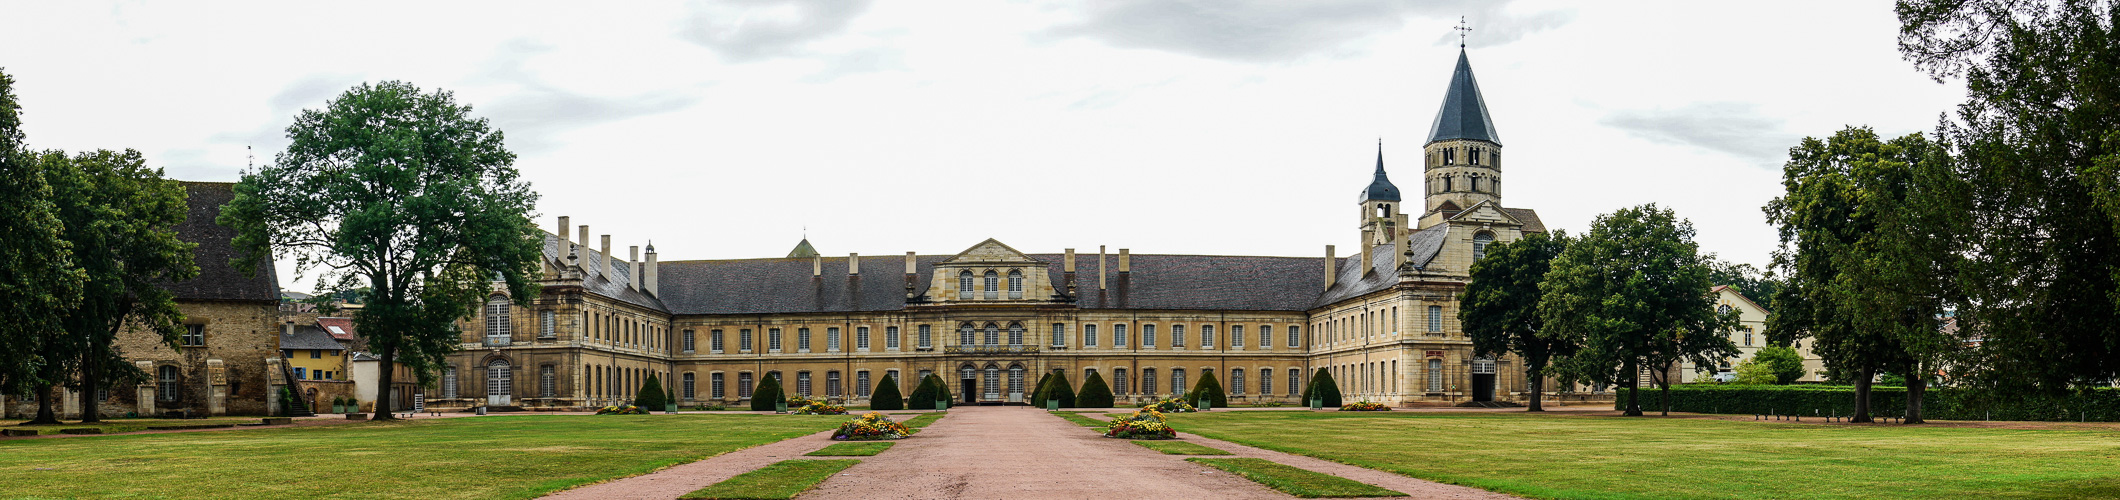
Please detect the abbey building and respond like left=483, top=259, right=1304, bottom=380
left=427, top=49, right=1545, bottom=410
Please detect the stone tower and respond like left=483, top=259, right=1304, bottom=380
left=1359, top=144, right=1408, bottom=248
left=1423, top=49, right=1502, bottom=217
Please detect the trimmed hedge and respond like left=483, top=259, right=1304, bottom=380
left=1077, top=371, right=1114, bottom=408
left=1041, top=371, right=1077, bottom=408
left=1029, top=373, right=1056, bottom=407
left=749, top=374, right=784, bottom=411
left=908, top=374, right=949, bottom=409
left=871, top=373, right=904, bottom=410
left=1615, top=385, right=2120, bottom=421
left=634, top=373, right=667, bottom=410
left=1300, top=368, right=1342, bottom=408
left=1186, top=370, right=1227, bottom=408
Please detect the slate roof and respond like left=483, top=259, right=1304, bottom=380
left=1499, top=208, right=1547, bottom=233
left=1363, top=148, right=1401, bottom=202
left=280, top=324, right=345, bottom=350
left=541, top=234, right=666, bottom=312
left=653, top=252, right=1333, bottom=315
left=1312, top=224, right=1453, bottom=307
left=168, top=182, right=280, bottom=302
left=1426, top=49, right=1501, bottom=146
left=317, top=317, right=357, bottom=341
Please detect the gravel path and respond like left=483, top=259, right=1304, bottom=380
left=540, top=427, right=843, bottom=500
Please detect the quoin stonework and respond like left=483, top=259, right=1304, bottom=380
left=427, top=48, right=1556, bottom=411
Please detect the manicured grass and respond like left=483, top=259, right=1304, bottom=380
left=807, top=442, right=894, bottom=456
left=1188, top=457, right=1406, bottom=498
left=903, top=413, right=944, bottom=433
left=1053, top=412, right=1109, bottom=427
left=1169, top=411, right=2120, bottom=499
left=1, top=417, right=259, bottom=435
left=1131, top=440, right=1233, bottom=455
left=0, top=414, right=842, bottom=499
left=679, top=459, right=858, bottom=499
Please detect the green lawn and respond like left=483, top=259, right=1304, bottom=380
left=1052, top=412, right=1109, bottom=427
left=1188, top=458, right=1406, bottom=498
left=680, top=459, right=858, bottom=500
left=903, top=413, right=944, bottom=433
left=807, top=442, right=894, bottom=456
left=2, top=417, right=262, bottom=435
left=0, top=414, right=842, bottom=499
left=1168, top=411, right=2120, bottom=499
left=1131, top=440, right=1233, bottom=455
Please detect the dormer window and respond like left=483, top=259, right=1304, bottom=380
left=958, top=271, right=974, bottom=296
left=1007, top=270, right=1024, bottom=299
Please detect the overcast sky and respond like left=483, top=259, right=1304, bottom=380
left=2, top=1, right=1965, bottom=294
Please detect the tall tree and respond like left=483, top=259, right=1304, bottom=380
left=42, top=149, right=197, bottom=423
left=1898, top=0, right=2120, bottom=394
left=222, top=81, right=543, bottom=420
left=0, top=69, right=84, bottom=423
left=1766, top=127, right=1965, bottom=423
left=1461, top=230, right=1576, bottom=411
left=1540, top=204, right=1736, bottom=416
left=1706, top=257, right=1782, bottom=309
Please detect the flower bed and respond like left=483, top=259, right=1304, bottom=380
left=1138, top=397, right=1198, bottom=413
left=596, top=405, right=649, bottom=415
left=1339, top=401, right=1392, bottom=411
left=1105, top=408, right=1179, bottom=440
left=832, top=412, right=912, bottom=440
left=782, top=396, right=848, bottom=415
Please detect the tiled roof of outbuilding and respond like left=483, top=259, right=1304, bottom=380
left=167, top=182, right=279, bottom=302
left=280, top=324, right=344, bottom=350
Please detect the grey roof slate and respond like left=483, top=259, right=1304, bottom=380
left=280, top=325, right=344, bottom=350
left=1500, top=208, right=1547, bottom=233
left=541, top=234, right=668, bottom=312
left=1311, top=224, right=1452, bottom=307
left=1363, top=148, right=1401, bottom=202
left=168, top=182, right=280, bottom=302
left=1426, top=50, right=1501, bottom=145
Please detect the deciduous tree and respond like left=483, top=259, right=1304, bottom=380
left=0, top=70, right=84, bottom=423
left=222, top=81, right=543, bottom=420
left=1462, top=230, right=1575, bottom=411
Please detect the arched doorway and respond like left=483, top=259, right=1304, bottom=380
left=487, top=360, right=513, bottom=406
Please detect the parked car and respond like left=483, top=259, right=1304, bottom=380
left=1712, top=371, right=1739, bottom=383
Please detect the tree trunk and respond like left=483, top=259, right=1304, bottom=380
left=1622, top=358, right=1642, bottom=416
left=1905, top=370, right=1926, bottom=424
left=1851, top=367, right=1874, bottom=423
left=1526, top=368, right=1544, bottom=412
left=371, top=344, right=397, bottom=420
left=79, top=346, right=101, bottom=423
left=28, top=385, right=61, bottom=425
left=1659, top=363, right=1672, bottom=416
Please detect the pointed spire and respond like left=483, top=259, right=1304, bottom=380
left=1363, top=139, right=1401, bottom=202
left=1426, top=49, right=1501, bottom=145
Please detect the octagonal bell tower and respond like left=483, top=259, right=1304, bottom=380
left=1424, top=49, right=1502, bottom=218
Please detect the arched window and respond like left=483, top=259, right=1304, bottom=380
left=442, top=366, right=459, bottom=399
left=1470, top=147, right=1482, bottom=165
left=1008, top=323, right=1024, bottom=346
left=983, top=271, right=1000, bottom=300
left=1007, top=270, right=1024, bottom=299
left=157, top=365, right=181, bottom=402
left=1231, top=368, right=1246, bottom=395
left=1471, top=176, right=1482, bottom=192
left=1008, top=364, right=1025, bottom=398
left=959, top=323, right=975, bottom=345
left=983, top=365, right=1001, bottom=399
left=487, top=360, right=511, bottom=401
left=484, top=296, right=510, bottom=346
left=1443, top=175, right=1454, bottom=192
left=1473, top=232, right=1495, bottom=261
left=959, top=271, right=974, bottom=296
left=983, top=323, right=1000, bottom=346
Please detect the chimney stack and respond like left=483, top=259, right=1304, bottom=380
left=1325, top=245, right=1338, bottom=290
left=577, top=225, right=591, bottom=272
left=644, top=242, right=658, bottom=296
left=1098, top=246, right=1108, bottom=290
left=1118, top=249, right=1131, bottom=273
left=849, top=253, right=860, bottom=275
left=601, top=235, right=613, bottom=279
left=812, top=254, right=822, bottom=277
left=283, top=319, right=294, bottom=337
left=557, top=216, right=570, bottom=247
left=1063, top=248, right=1077, bottom=295
left=905, top=252, right=918, bottom=298
left=629, top=245, right=641, bottom=290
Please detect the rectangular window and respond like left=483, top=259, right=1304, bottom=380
left=294, top=367, right=307, bottom=379
left=540, top=310, right=556, bottom=338
left=1113, top=324, right=1128, bottom=347
left=740, top=329, right=754, bottom=351
left=827, top=371, right=842, bottom=397
left=918, top=325, right=932, bottom=349
left=682, top=373, right=697, bottom=399
left=310, top=349, right=322, bottom=359
left=1142, top=369, right=1157, bottom=394
left=1288, top=326, right=1301, bottom=348
left=712, top=373, right=726, bottom=399
left=1260, top=369, right=1273, bottom=395
left=1231, top=369, right=1244, bottom=395
left=682, top=329, right=697, bottom=352
left=710, top=329, right=724, bottom=352
left=857, top=327, right=870, bottom=350
left=856, top=371, right=871, bottom=397
left=768, top=328, right=783, bottom=351
left=1231, top=325, right=1244, bottom=347
left=1428, top=305, right=1443, bottom=332
left=1143, top=325, right=1157, bottom=348
left=798, top=328, right=812, bottom=352
left=181, top=324, right=205, bottom=347
left=1289, top=370, right=1301, bottom=396
left=1114, top=368, right=1128, bottom=395
left=1203, top=325, right=1215, bottom=348
left=540, top=365, right=556, bottom=398
left=1171, top=325, right=1185, bottom=347
left=1428, top=359, right=1444, bottom=392
left=1051, top=323, right=1066, bottom=347
left=797, top=372, right=813, bottom=397
left=886, top=326, right=900, bottom=349
left=738, top=373, right=753, bottom=398
left=1084, top=324, right=1099, bottom=347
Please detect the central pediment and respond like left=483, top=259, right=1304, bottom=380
left=923, top=238, right=1057, bottom=304
left=940, top=238, right=1046, bottom=265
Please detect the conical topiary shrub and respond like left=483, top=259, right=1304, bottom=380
left=1076, top=371, right=1114, bottom=408
left=1300, top=368, right=1342, bottom=408
left=750, top=374, right=784, bottom=411
left=635, top=373, right=667, bottom=410
left=1047, top=371, right=1077, bottom=408
left=1029, top=372, right=1055, bottom=406
left=907, top=375, right=936, bottom=410
left=1186, top=370, right=1227, bottom=408
left=871, top=373, right=905, bottom=410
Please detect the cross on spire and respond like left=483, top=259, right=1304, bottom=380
left=1455, top=17, right=1472, bottom=49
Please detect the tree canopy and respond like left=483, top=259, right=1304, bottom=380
left=1461, top=230, right=1575, bottom=411
left=1541, top=204, right=1736, bottom=416
left=0, top=69, right=84, bottom=409
left=222, top=81, right=543, bottom=419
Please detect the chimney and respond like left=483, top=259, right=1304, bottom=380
left=557, top=216, right=570, bottom=248
left=1098, top=246, right=1108, bottom=290
left=812, top=254, right=822, bottom=277
left=283, top=319, right=295, bottom=338
left=849, top=253, right=860, bottom=275
left=628, top=245, right=641, bottom=290
left=644, top=242, right=658, bottom=296
left=904, top=252, right=918, bottom=297
left=1118, top=248, right=1130, bottom=273
left=1064, top=248, right=1077, bottom=295
left=1325, top=245, right=1338, bottom=290
left=577, top=225, right=591, bottom=272
left=601, top=235, right=613, bottom=279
